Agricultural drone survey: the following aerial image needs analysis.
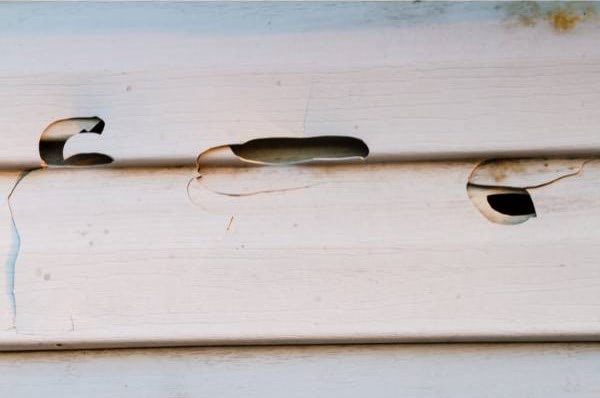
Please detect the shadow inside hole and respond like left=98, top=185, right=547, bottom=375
left=487, top=192, right=536, bottom=217
left=230, top=136, right=369, bottom=165
left=63, top=153, right=113, bottom=166
left=39, top=117, right=113, bottom=166
left=88, top=119, right=105, bottom=134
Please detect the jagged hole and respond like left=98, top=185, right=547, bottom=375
left=487, top=192, right=536, bottom=217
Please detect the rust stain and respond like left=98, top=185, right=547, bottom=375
left=548, top=8, right=581, bottom=31
left=504, top=2, right=598, bottom=32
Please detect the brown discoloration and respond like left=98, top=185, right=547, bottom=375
left=548, top=8, right=581, bottom=31
left=504, top=2, right=598, bottom=32
left=478, top=159, right=526, bottom=183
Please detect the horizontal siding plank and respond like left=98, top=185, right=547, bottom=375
left=0, top=160, right=598, bottom=348
left=2, top=2, right=600, bottom=167
left=1, top=343, right=600, bottom=397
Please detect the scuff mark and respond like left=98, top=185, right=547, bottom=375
left=5, top=169, right=36, bottom=327
left=226, top=216, right=234, bottom=231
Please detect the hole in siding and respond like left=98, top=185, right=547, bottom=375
left=190, top=136, right=369, bottom=206
left=62, top=153, right=113, bottom=166
left=229, top=136, right=369, bottom=165
left=39, top=117, right=113, bottom=167
left=467, top=184, right=536, bottom=225
left=487, top=192, right=536, bottom=217
left=466, top=158, right=589, bottom=225
left=467, top=158, right=588, bottom=189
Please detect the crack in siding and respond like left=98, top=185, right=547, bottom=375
left=186, top=175, right=318, bottom=206
left=2, top=117, right=111, bottom=330
left=208, top=185, right=317, bottom=197
left=468, top=159, right=591, bottom=191
left=5, top=169, right=36, bottom=328
left=521, top=159, right=591, bottom=190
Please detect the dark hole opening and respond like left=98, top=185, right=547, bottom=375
left=40, top=117, right=113, bottom=167
left=64, top=153, right=113, bottom=166
left=87, top=119, right=105, bottom=134
left=230, top=136, right=369, bottom=165
left=487, top=192, right=536, bottom=217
